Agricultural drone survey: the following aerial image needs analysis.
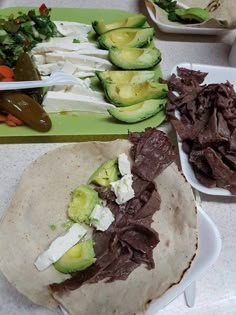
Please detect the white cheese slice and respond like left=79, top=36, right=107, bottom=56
left=37, top=62, right=105, bottom=77
left=71, top=49, right=109, bottom=59
left=43, top=91, right=115, bottom=113
left=32, top=40, right=97, bottom=53
left=73, top=71, right=95, bottom=78
left=54, top=21, right=92, bottom=37
left=111, top=174, right=135, bottom=205
left=34, top=223, right=87, bottom=271
left=33, top=54, right=46, bottom=65
left=61, top=60, right=78, bottom=75
left=45, top=52, right=113, bottom=70
left=118, top=153, right=131, bottom=176
left=37, top=63, right=63, bottom=76
left=90, top=204, right=114, bottom=231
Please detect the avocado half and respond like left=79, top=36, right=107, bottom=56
left=109, top=47, right=162, bottom=70
left=98, top=27, right=154, bottom=50
left=96, top=70, right=160, bottom=85
left=175, top=8, right=209, bottom=23
left=103, top=81, right=168, bottom=107
left=53, top=239, right=96, bottom=273
left=108, top=99, right=166, bottom=123
left=92, top=14, right=146, bottom=35
left=88, top=158, right=119, bottom=186
left=68, top=184, right=99, bottom=223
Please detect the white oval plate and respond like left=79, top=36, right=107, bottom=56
left=60, top=206, right=222, bottom=314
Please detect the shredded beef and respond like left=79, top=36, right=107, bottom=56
left=129, top=128, right=176, bottom=181
left=166, top=67, right=236, bottom=193
left=50, top=128, right=176, bottom=293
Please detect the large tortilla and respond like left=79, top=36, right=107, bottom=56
left=146, top=0, right=236, bottom=29
left=0, top=139, right=197, bottom=315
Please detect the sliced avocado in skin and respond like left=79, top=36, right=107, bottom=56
left=109, top=47, right=161, bottom=70
left=175, top=8, right=209, bottom=23
left=98, top=27, right=154, bottom=50
left=103, top=81, right=168, bottom=107
left=96, top=70, right=160, bottom=85
left=53, top=239, right=96, bottom=273
left=88, top=158, right=119, bottom=187
left=68, top=184, right=99, bottom=223
left=108, top=99, right=166, bottom=123
left=92, top=14, right=146, bottom=35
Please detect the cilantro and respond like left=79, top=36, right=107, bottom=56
left=154, top=0, right=178, bottom=21
left=61, top=220, right=73, bottom=230
left=49, top=224, right=57, bottom=231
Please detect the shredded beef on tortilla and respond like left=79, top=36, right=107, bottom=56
left=166, top=67, right=236, bottom=194
left=50, top=128, right=176, bottom=293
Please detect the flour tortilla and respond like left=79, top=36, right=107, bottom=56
left=0, top=140, right=197, bottom=314
left=146, top=0, right=236, bottom=29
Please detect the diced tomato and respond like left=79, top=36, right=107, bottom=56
left=39, top=3, right=49, bottom=15
left=0, top=65, right=14, bottom=80
left=14, top=18, right=22, bottom=24
left=23, top=39, right=30, bottom=46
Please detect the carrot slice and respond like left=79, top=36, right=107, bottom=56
left=0, top=65, right=14, bottom=79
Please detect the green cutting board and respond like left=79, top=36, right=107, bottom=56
left=0, top=7, right=162, bottom=143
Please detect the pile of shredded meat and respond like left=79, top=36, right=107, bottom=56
left=166, top=67, right=236, bottom=194
left=50, top=128, right=176, bottom=293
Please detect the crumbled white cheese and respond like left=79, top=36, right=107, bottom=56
left=118, top=153, right=131, bottom=176
left=34, top=223, right=87, bottom=271
left=111, top=174, right=135, bottom=205
left=90, top=204, right=114, bottom=231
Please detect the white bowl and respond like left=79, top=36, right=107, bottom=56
left=60, top=206, right=222, bottom=314
left=145, top=1, right=229, bottom=35
left=172, top=63, right=236, bottom=196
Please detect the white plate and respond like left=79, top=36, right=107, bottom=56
left=60, top=206, right=222, bottom=315
left=145, top=0, right=229, bottom=35
left=172, top=63, right=236, bottom=196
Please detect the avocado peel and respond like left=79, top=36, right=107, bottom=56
left=108, top=99, right=166, bottom=123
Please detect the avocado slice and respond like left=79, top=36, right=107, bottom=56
left=175, top=8, right=209, bottom=23
left=108, top=99, right=166, bottom=123
left=98, top=27, right=154, bottom=50
left=88, top=158, right=119, bottom=187
left=53, top=239, right=96, bottom=273
left=68, top=184, right=99, bottom=223
left=103, top=81, right=168, bottom=107
left=109, top=47, right=161, bottom=70
left=96, top=70, right=160, bottom=85
left=92, top=14, right=146, bottom=35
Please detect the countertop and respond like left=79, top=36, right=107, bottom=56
left=0, top=1, right=236, bottom=315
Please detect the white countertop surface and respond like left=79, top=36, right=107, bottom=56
left=0, top=1, right=236, bottom=315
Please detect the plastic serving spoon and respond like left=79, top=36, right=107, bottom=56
left=0, top=71, right=81, bottom=90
